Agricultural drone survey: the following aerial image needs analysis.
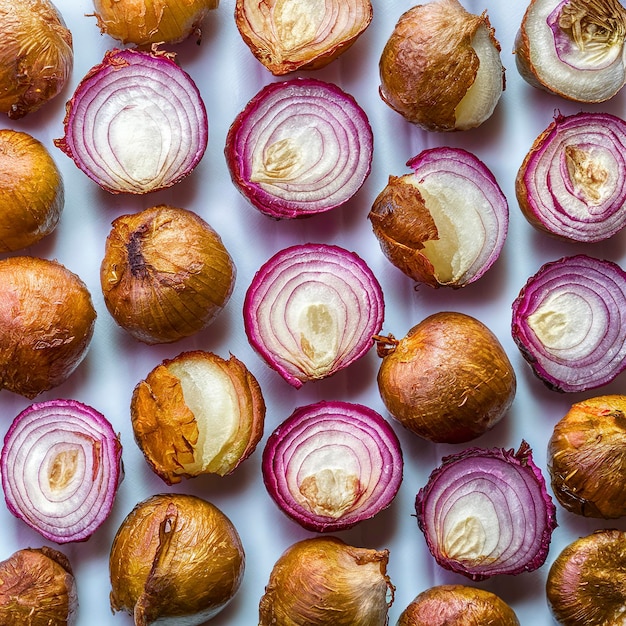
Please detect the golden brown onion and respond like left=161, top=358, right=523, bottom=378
left=100, top=205, right=236, bottom=345
left=0, top=0, right=73, bottom=119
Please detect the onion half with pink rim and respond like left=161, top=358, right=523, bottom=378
left=55, top=48, right=208, bottom=195
left=243, top=243, right=384, bottom=388
left=1, top=399, right=123, bottom=544
left=225, top=78, right=373, bottom=219
left=262, top=401, right=403, bottom=532
left=512, top=254, right=626, bottom=393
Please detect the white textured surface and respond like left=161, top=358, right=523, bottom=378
left=1, top=1, right=625, bottom=624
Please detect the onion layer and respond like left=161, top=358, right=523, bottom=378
left=415, top=442, right=557, bottom=581
left=244, top=243, right=384, bottom=388
left=55, top=48, right=208, bottom=194
left=1, top=399, right=123, bottom=544
left=225, top=78, right=373, bottom=218
left=262, top=401, right=403, bottom=532
left=512, top=254, right=626, bottom=392
left=516, top=111, right=626, bottom=242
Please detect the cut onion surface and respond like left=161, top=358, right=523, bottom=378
left=415, top=442, right=557, bottom=581
left=243, top=243, right=384, bottom=388
left=369, top=147, right=508, bottom=288
left=1, top=399, right=123, bottom=544
left=516, top=111, right=626, bottom=242
left=512, top=254, right=626, bottom=393
left=225, top=77, right=373, bottom=219
left=262, top=400, right=403, bottom=532
left=55, top=47, right=207, bottom=195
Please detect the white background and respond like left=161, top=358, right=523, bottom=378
left=2, top=1, right=626, bottom=624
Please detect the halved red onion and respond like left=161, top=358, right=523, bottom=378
left=55, top=48, right=207, bottom=195
left=243, top=243, right=384, bottom=388
left=1, top=399, right=123, bottom=544
left=225, top=78, right=373, bottom=219
left=262, top=401, right=403, bottom=532
left=516, top=111, right=626, bottom=242
left=415, top=442, right=557, bottom=581
left=512, top=254, right=626, bottom=393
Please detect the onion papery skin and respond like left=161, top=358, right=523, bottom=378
left=55, top=47, right=208, bottom=195
left=515, top=0, right=626, bottom=103
left=415, top=442, right=557, bottom=581
left=225, top=77, right=373, bottom=219
left=235, top=0, right=373, bottom=75
left=0, top=399, right=123, bottom=544
left=369, top=147, right=508, bottom=288
left=243, top=243, right=384, bottom=388
left=262, top=401, right=403, bottom=533
left=511, top=254, right=626, bottom=393
left=516, top=111, right=626, bottom=242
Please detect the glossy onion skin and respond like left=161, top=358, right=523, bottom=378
left=547, top=529, right=626, bottom=625
left=516, top=111, right=626, bottom=242
left=259, top=536, right=394, bottom=626
left=262, top=400, right=403, bottom=532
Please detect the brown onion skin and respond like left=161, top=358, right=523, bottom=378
left=100, top=205, right=236, bottom=345
left=0, top=0, right=73, bottom=119
left=548, top=395, right=626, bottom=519
left=0, top=547, right=77, bottom=625
left=0, top=257, right=96, bottom=399
left=376, top=311, right=516, bottom=444
left=397, top=585, right=519, bottom=626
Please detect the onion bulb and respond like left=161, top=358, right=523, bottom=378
left=0, top=257, right=96, bottom=399
left=110, top=493, right=245, bottom=626
left=376, top=311, right=516, bottom=444
left=416, top=442, right=558, bottom=581
left=369, top=147, right=508, bottom=288
left=0, top=129, right=64, bottom=252
left=379, top=0, right=504, bottom=131
left=100, top=205, right=236, bottom=345
left=0, top=0, right=73, bottom=119
left=0, top=547, right=77, bottom=625
left=515, top=0, right=626, bottom=102
left=259, top=536, right=394, bottom=626
left=235, top=0, right=372, bottom=75
left=131, top=350, right=265, bottom=484
left=92, top=0, right=219, bottom=46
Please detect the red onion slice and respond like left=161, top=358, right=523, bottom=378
left=225, top=78, right=373, bottom=219
left=415, top=442, right=557, bottom=581
left=1, top=399, right=123, bottom=544
left=262, top=401, right=403, bottom=532
left=516, top=111, right=626, bottom=242
left=512, top=254, right=626, bottom=392
left=55, top=48, right=208, bottom=195
left=243, top=243, right=384, bottom=388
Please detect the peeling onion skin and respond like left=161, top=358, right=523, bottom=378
left=0, top=547, right=78, bottom=625
left=516, top=111, right=626, bottom=242
left=131, top=350, right=266, bottom=484
left=110, top=493, right=245, bottom=626
left=235, top=0, right=373, bottom=75
left=546, top=529, right=626, bottom=625
left=225, top=77, right=373, bottom=219
left=379, top=0, right=504, bottom=131
left=397, top=585, right=519, bottom=626
left=548, top=395, right=626, bottom=518
left=262, top=400, right=403, bottom=533
left=515, top=0, right=626, bottom=103
left=101, top=205, right=236, bottom=345
left=0, top=0, right=73, bottom=119
left=511, top=254, right=626, bottom=393
left=375, top=311, right=516, bottom=444
left=416, top=442, right=558, bottom=581
left=0, top=257, right=96, bottom=399
left=92, top=0, right=219, bottom=46
left=259, top=536, right=394, bottom=626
